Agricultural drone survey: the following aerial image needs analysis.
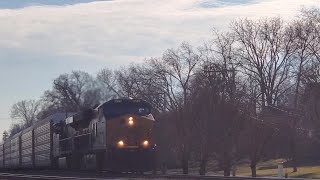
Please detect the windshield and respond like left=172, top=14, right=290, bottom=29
left=103, top=103, right=151, bottom=119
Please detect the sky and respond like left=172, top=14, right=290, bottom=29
left=0, top=0, right=319, bottom=135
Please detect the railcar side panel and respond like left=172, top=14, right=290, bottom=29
left=10, top=136, right=20, bottom=168
left=4, top=141, right=11, bottom=168
left=0, top=144, right=3, bottom=168
left=34, top=121, right=52, bottom=167
left=52, top=132, right=60, bottom=158
left=21, top=130, right=33, bottom=168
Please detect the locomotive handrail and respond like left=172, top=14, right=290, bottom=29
left=59, top=137, right=72, bottom=141
left=74, top=132, right=91, bottom=138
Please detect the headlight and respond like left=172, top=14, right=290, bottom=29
left=142, top=140, right=149, bottom=147
left=118, top=140, right=124, bottom=147
left=128, top=117, right=134, bottom=126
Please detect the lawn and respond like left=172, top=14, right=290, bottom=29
left=237, top=165, right=320, bottom=179
left=235, top=159, right=320, bottom=179
left=165, top=159, right=320, bottom=179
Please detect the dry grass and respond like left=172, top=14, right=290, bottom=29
left=165, top=159, right=320, bottom=179
left=236, top=165, right=320, bottom=179
left=233, top=159, right=320, bottom=179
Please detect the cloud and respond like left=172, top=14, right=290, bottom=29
left=198, top=0, right=258, bottom=8
left=0, top=0, right=319, bottom=68
left=0, top=0, right=110, bottom=9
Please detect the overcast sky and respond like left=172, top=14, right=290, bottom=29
left=0, top=0, right=319, bottom=136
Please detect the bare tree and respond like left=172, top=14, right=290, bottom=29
left=97, top=68, right=122, bottom=98
left=98, top=65, right=167, bottom=112
left=9, top=123, right=23, bottom=137
left=275, top=16, right=319, bottom=172
left=238, top=76, right=274, bottom=177
left=301, top=8, right=320, bottom=62
left=230, top=17, right=301, bottom=175
left=242, top=110, right=278, bottom=177
left=232, top=17, right=295, bottom=108
left=196, top=31, right=246, bottom=176
left=303, top=64, right=320, bottom=136
left=188, top=71, right=212, bottom=175
left=202, top=63, right=245, bottom=176
left=290, top=20, right=315, bottom=108
left=10, top=99, right=40, bottom=127
left=44, top=71, right=101, bottom=111
left=149, top=42, right=201, bottom=174
left=127, top=64, right=168, bottom=112
left=36, top=101, right=65, bottom=120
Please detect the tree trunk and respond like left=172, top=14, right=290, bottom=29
left=294, top=59, right=303, bottom=107
left=199, top=156, right=207, bottom=175
left=292, top=60, right=303, bottom=172
left=250, top=163, right=257, bottom=177
left=222, top=151, right=231, bottom=176
left=182, top=148, right=189, bottom=174
left=266, top=95, right=273, bottom=107
left=223, top=158, right=231, bottom=177
left=224, top=166, right=231, bottom=176
left=290, top=132, right=298, bottom=172
left=182, top=159, right=189, bottom=174
left=292, top=151, right=298, bottom=172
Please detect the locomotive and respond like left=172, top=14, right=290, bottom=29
left=0, top=98, right=156, bottom=172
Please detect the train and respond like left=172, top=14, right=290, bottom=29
left=0, top=98, right=156, bottom=172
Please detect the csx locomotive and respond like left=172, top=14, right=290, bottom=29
left=0, top=98, right=156, bottom=172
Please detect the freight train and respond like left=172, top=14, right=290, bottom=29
left=0, top=98, right=156, bottom=172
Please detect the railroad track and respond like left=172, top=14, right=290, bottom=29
left=0, top=171, right=312, bottom=180
left=0, top=173, right=108, bottom=180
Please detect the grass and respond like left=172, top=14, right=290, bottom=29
left=235, top=159, right=320, bottom=179
left=165, top=159, right=320, bottom=179
left=237, top=165, right=320, bottom=179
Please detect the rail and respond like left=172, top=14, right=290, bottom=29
left=0, top=171, right=313, bottom=180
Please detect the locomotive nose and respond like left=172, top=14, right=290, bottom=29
left=107, top=114, right=154, bottom=148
